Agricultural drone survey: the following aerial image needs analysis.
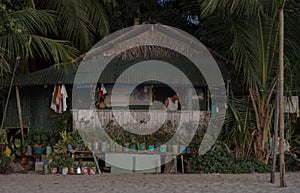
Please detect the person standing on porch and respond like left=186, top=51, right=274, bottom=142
left=164, top=93, right=181, bottom=111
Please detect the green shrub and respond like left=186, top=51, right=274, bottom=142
left=190, top=146, right=270, bottom=174
left=0, top=155, right=13, bottom=174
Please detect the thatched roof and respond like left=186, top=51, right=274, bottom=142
left=8, top=54, right=228, bottom=87
left=8, top=24, right=229, bottom=87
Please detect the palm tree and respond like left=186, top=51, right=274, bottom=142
left=34, top=0, right=114, bottom=52
left=0, top=0, right=115, bottom=119
left=223, top=97, right=256, bottom=158
left=185, top=0, right=300, bottom=161
left=0, top=0, right=79, bottom=76
left=0, top=0, right=116, bottom=76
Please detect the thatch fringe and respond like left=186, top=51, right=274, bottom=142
left=116, top=45, right=183, bottom=61
left=76, top=45, right=184, bottom=63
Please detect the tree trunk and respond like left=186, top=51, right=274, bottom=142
left=270, top=81, right=279, bottom=183
left=249, top=87, right=275, bottom=161
left=279, top=8, right=287, bottom=187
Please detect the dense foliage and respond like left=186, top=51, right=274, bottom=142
left=190, top=145, right=270, bottom=174
left=0, top=0, right=300, bottom=172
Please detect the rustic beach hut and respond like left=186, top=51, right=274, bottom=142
left=1, top=24, right=229, bottom=133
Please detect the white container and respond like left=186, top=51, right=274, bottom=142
left=26, top=145, right=32, bottom=155
left=101, top=142, right=107, bottom=152
left=110, top=143, right=116, bottom=152
left=62, top=167, right=68, bottom=175
left=172, top=145, right=179, bottom=154
left=51, top=167, right=57, bottom=174
left=93, top=141, right=99, bottom=151
left=46, top=145, right=52, bottom=154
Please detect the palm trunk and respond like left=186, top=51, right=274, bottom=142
left=249, top=86, right=275, bottom=161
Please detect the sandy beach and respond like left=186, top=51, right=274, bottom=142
left=0, top=172, right=299, bottom=193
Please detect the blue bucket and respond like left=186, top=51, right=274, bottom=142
left=179, top=146, right=187, bottom=154
left=35, top=147, right=45, bottom=155
left=139, top=144, right=146, bottom=150
left=159, top=145, right=167, bottom=152
left=148, top=145, right=154, bottom=151
left=130, top=145, right=137, bottom=151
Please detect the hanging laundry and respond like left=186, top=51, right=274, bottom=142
left=101, top=83, right=107, bottom=95
left=61, top=84, right=68, bottom=112
left=57, top=85, right=63, bottom=113
left=50, top=83, right=68, bottom=113
left=95, top=83, right=107, bottom=108
left=284, top=96, right=299, bottom=116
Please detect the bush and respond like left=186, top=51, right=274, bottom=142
left=190, top=146, right=270, bottom=174
left=0, top=155, right=13, bottom=174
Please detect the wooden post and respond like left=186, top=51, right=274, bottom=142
left=155, top=159, right=159, bottom=175
left=270, top=85, right=279, bottom=183
left=0, top=57, right=20, bottom=131
left=15, top=86, right=24, bottom=144
left=279, top=8, right=287, bottom=187
left=207, top=89, right=210, bottom=111
left=181, top=154, right=184, bottom=174
left=270, top=81, right=279, bottom=183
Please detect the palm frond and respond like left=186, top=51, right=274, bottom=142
left=37, top=0, right=92, bottom=51
left=199, top=1, right=283, bottom=91
left=201, top=0, right=259, bottom=17
left=224, top=96, right=256, bottom=157
left=0, top=34, right=79, bottom=65
left=35, top=0, right=111, bottom=51
left=231, top=17, right=264, bottom=90
left=29, top=35, right=80, bottom=64
left=0, top=48, right=10, bottom=73
left=83, top=0, right=110, bottom=37
left=9, top=9, right=58, bottom=36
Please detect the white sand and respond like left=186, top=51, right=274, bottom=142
left=0, top=172, right=299, bottom=193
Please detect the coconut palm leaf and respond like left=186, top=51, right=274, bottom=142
left=0, top=2, right=83, bottom=77
left=37, top=0, right=92, bottom=51
left=35, top=0, right=111, bottom=51
left=0, top=49, right=9, bottom=73
left=198, top=0, right=281, bottom=91
left=0, top=33, right=79, bottom=66
left=188, top=0, right=300, bottom=160
left=201, top=0, right=259, bottom=17
left=29, top=35, right=79, bottom=63
left=83, top=0, right=110, bottom=37
left=224, top=96, right=257, bottom=157
left=283, top=0, right=300, bottom=96
left=9, top=9, right=58, bottom=36
left=198, top=0, right=300, bottom=92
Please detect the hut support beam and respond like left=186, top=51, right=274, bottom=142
left=0, top=57, right=20, bottom=131
left=15, top=86, right=24, bottom=144
left=279, top=8, right=287, bottom=187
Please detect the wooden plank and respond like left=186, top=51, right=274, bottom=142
left=279, top=8, right=287, bottom=187
left=181, top=154, right=184, bottom=174
left=15, top=86, right=24, bottom=144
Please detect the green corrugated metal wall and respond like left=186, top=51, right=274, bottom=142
left=3, top=88, right=31, bottom=128
left=3, top=86, right=71, bottom=129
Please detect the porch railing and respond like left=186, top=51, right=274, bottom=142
left=72, top=109, right=210, bottom=129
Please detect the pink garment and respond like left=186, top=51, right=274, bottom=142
left=57, top=85, right=63, bottom=113
left=50, top=84, right=68, bottom=113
